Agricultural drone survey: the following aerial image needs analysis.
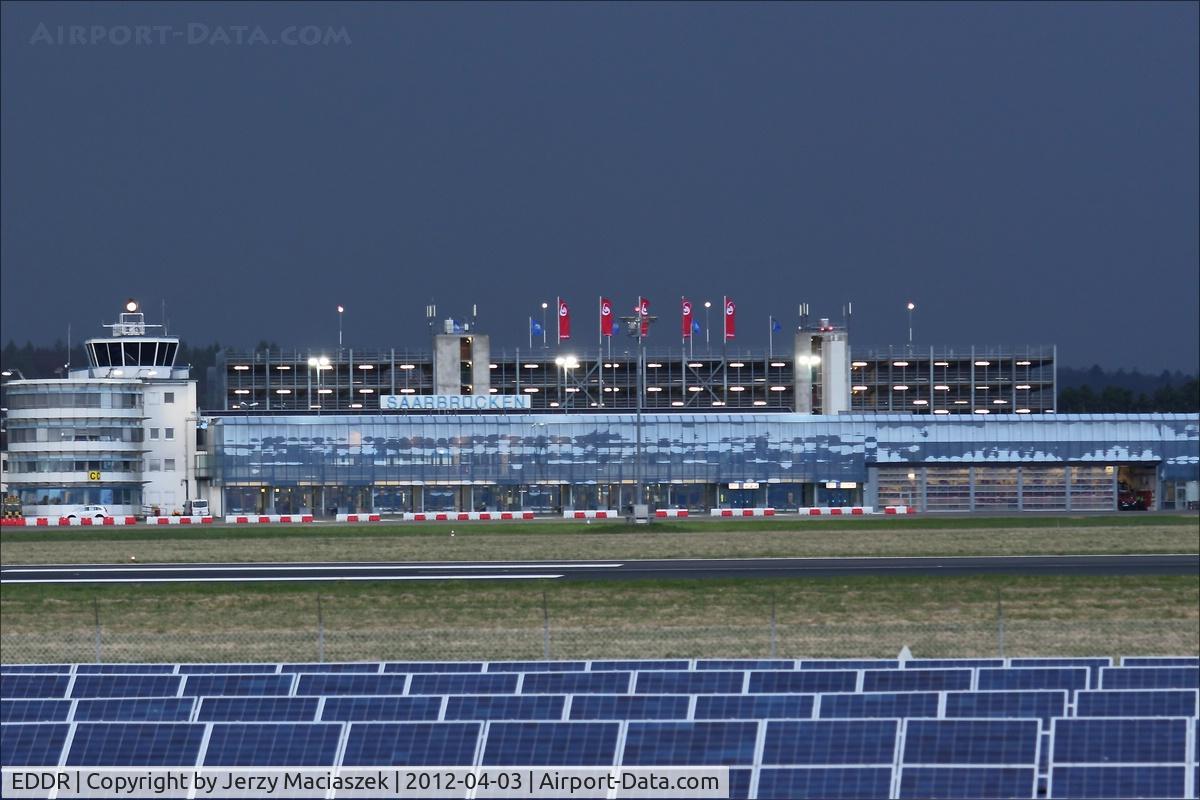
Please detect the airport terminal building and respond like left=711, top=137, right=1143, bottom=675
left=2, top=306, right=1197, bottom=516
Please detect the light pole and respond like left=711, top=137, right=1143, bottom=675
left=907, top=302, right=915, bottom=350
left=337, top=306, right=344, bottom=354
left=308, top=356, right=329, bottom=414
left=703, top=301, right=712, bottom=352
left=554, top=355, right=578, bottom=413
left=621, top=303, right=655, bottom=518
left=540, top=302, right=549, bottom=348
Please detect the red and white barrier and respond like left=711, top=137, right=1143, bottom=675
left=403, top=511, right=536, bottom=522
left=654, top=509, right=690, bottom=518
left=565, top=510, right=619, bottom=519
left=224, top=514, right=314, bottom=524
left=799, top=507, right=872, bottom=516
left=148, top=516, right=214, bottom=525
left=336, top=513, right=382, bottom=523
left=884, top=506, right=917, bottom=515
left=710, top=508, right=776, bottom=517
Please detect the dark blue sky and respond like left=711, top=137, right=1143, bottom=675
left=2, top=2, right=1197, bottom=370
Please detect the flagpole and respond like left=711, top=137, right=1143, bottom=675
left=556, top=297, right=561, bottom=347
left=598, top=296, right=603, bottom=407
left=528, top=316, right=533, bottom=349
left=769, top=316, right=774, bottom=359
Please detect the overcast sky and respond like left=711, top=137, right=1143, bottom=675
left=2, top=2, right=1197, bottom=371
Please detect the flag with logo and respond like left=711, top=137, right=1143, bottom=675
left=723, top=296, right=736, bottom=341
left=600, top=297, right=614, bottom=337
left=557, top=297, right=571, bottom=342
left=637, top=297, right=651, bottom=337
left=681, top=298, right=693, bottom=339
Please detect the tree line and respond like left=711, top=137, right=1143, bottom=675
left=2, top=340, right=1197, bottom=413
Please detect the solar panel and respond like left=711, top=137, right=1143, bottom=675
left=898, top=766, right=1037, bottom=798
left=0, top=723, right=69, bottom=765
left=694, top=695, right=814, bottom=720
left=864, top=669, right=972, bottom=692
left=281, top=662, right=381, bottom=673
left=1009, top=657, right=1110, bottom=684
left=65, top=722, right=205, bottom=766
left=1049, top=766, right=1186, bottom=799
left=756, top=767, right=894, bottom=799
left=408, top=673, right=517, bottom=695
left=444, top=695, right=565, bottom=720
left=569, top=695, right=691, bottom=721
left=977, top=667, right=1089, bottom=692
left=819, top=692, right=938, bottom=719
left=749, top=671, right=858, bottom=694
left=1101, top=667, right=1200, bottom=689
left=1, top=699, right=71, bottom=722
left=383, top=662, right=484, bottom=673
left=319, top=696, right=442, bottom=722
left=762, top=720, right=898, bottom=765
left=1075, top=690, right=1198, bottom=718
left=902, top=719, right=1039, bottom=765
left=182, top=674, right=293, bottom=697
left=591, top=660, right=688, bottom=671
left=481, top=721, right=620, bottom=766
left=1121, top=657, right=1199, bottom=667
left=202, top=723, right=342, bottom=766
left=1, top=674, right=70, bottom=699
left=520, top=672, right=631, bottom=695
left=1051, top=718, right=1188, bottom=764
left=75, top=664, right=176, bottom=674
left=0, top=664, right=71, bottom=673
left=906, top=659, right=1003, bottom=669
left=70, top=674, right=182, bottom=699
left=485, top=661, right=587, bottom=672
left=197, top=697, right=319, bottom=722
left=696, top=660, right=795, bottom=670
left=73, top=698, right=195, bottom=722
left=944, top=691, right=1066, bottom=723
left=622, top=721, right=759, bottom=766
left=634, top=671, right=744, bottom=695
left=341, top=722, right=480, bottom=765
left=294, top=674, right=409, bottom=696
left=800, top=660, right=899, bottom=670
left=178, top=663, right=280, bottom=674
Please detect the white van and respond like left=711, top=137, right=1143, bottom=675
left=183, top=499, right=209, bottom=516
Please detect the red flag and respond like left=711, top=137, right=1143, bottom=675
left=681, top=297, right=693, bottom=339
left=637, top=297, right=651, bottom=336
left=558, top=297, right=571, bottom=341
left=600, top=297, right=614, bottom=337
left=723, top=296, right=736, bottom=341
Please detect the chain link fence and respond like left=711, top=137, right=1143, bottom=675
left=2, top=594, right=1196, bottom=663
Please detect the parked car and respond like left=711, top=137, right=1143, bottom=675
left=65, top=504, right=109, bottom=520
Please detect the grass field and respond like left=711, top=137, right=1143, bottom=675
left=1, top=514, right=1196, bottom=565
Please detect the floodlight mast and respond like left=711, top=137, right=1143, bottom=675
left=621, top=304, right=656, bottom=512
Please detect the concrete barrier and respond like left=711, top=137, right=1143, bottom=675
left=403, top=511, right=536, bottom=522
left=709, top=508, right=776, bottom=517
left=7, top=516, right=138, bottom=526
left=224, top=514, right=315, bottom=524
left=565, top=510, right=619, bottom=519
left=148, top=516, right=214, bottom=525
left=799, top=507, right=872, bottom=516
left=884, top=506, right=917, bottom=515
left=654, top=509, right=690, bottom=518
left=336, top=513, right=382, bottom=522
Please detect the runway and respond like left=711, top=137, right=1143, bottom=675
left=2, top=554, right=1196, bottom=584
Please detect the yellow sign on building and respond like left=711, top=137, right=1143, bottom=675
left=88, top=471, right=101, bottom=481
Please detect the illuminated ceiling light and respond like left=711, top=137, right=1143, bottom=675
left=358, top=364, right=374, bottom=370
left=549, top=401, right=560, bottom=407
left=933, top=408, right=950, bottom=415
left=769, top=386, right=787, bottom=392
left=729, top=386, right=745, bottom=392
left=974, top=409, right=990, bottom=414
left=974, top=360, right=991, bottom=366
left=564, top=387, right=579, bottom=393
left=912, top=399, right=929, bottom=405
left=671, top=401, right=685, bottom=407
left=399, top=364, right=416, bottom=370
left=688, top=386, right=702, bottom=392
left=276, top=365, right=291, bottom=370
left=489, top=364, right=498, bottom=369
left=1016, top=384, right=1031, bottom=390
left=688, top=362, right=703, bottom=368
left=489, top=388, right=498, bottom=393
left=851, top=361, right=868, bottom=368
left=1016, top=408, right=1032, bottom=414
left=317, top=388, right=333, bottom=394
left=646, top=362, right=663, bottom=368
left=275, top=389, right=291, bottom=395
left=1016, top=360, right=1032, bottom=366
left=711, top=400, right=726, bottom=406
left=399, top=388, right=416, bottom=394
left=976, top=385, right=990, bottom=390
left=233, top=365, right=250, bottom=371
left=934, top=385, right=950, bottom=391
left=350, top=403, right=363, bottom=409
left=992, top=399, right=1007, bottom=404
left=954, top=400, right=969, bottom=404
left=892, top=385, right=909, bottom=391
left=729, top=362, right=745, bottom=368
left=852, top=385, right=868, bottom=391
left=770, top=361, right=786, bottom=368
left=893, top=361, right=909, bottom=367
left=524, top=363, right=539, bottom=369
left=309, top=404, right=321, bottom=409
left=233, top=389, right=250, bottom=395
left=610, top=387, right=620, bottom=392
left=523, top=387, right=539, bottom=393
left=359, top=388, right=374, bottom=394
left=933, top=361, right=950, bottom=367
left=646, top=387, right=663, bottom=392
left=752, top=400, right=767, bottom=406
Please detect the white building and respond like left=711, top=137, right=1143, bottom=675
left=3, top=301, right=203, bottom=517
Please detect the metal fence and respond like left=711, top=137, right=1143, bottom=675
left=2, top=595, right=1195, bottom=664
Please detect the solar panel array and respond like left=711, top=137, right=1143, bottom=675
left=2, top=657, right=1196, bottom=799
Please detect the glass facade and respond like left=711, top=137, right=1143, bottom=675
left=210, top=413, right=1199, bottom=514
